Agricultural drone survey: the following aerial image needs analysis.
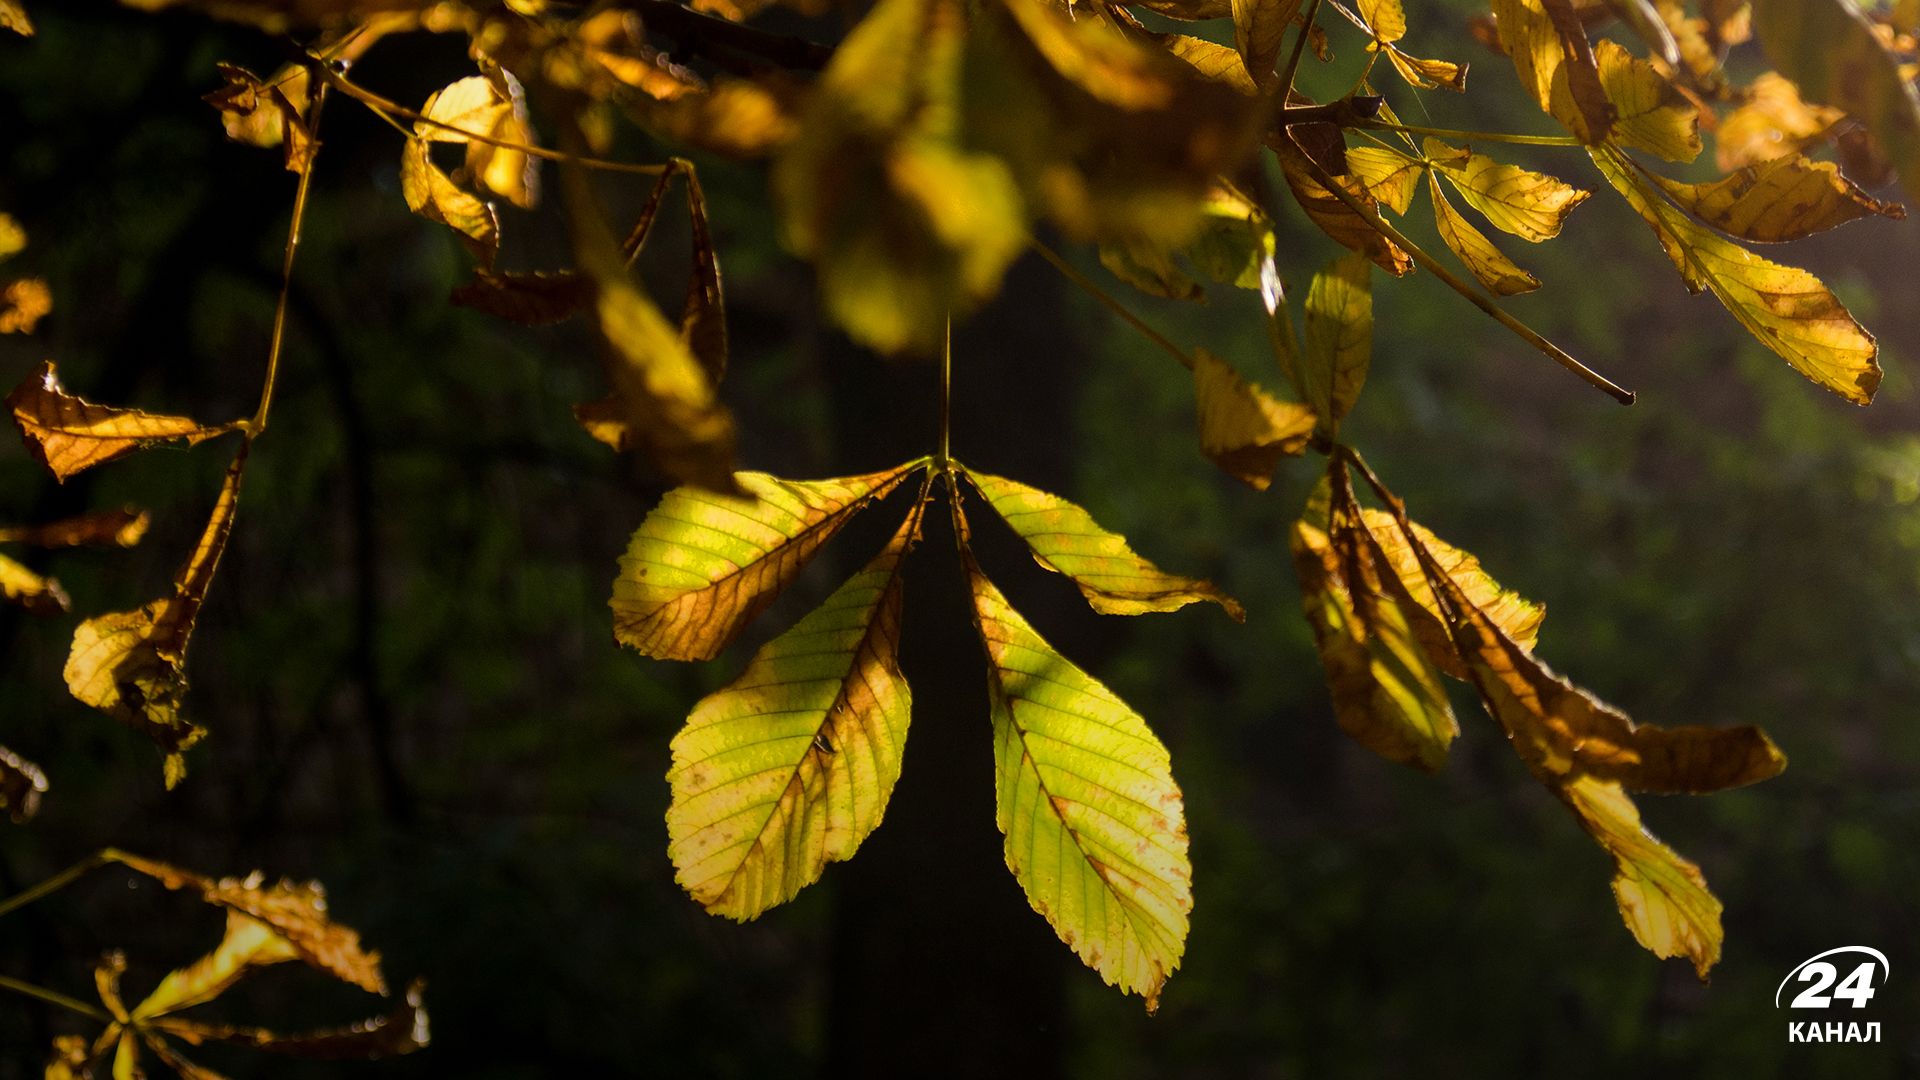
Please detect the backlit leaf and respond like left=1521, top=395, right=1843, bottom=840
left=1345, top=145, right=1423, bottom=216
left=1752, top=0, right=1920, bottom=204
left=1560, top=775, right=1724, bottom=979
left=1716, top=72, right=1842, bottom=171
left=1100, top=242, right=1202, bottom=300
left=1384, top=49, right=1468, bottom=92
left=1358, top=0, right=1408, bottom=43
left=400, top=139, right=499, bottom=265
left=960, top=525, right=1191, bottom=1011
left=0, top=213, right=23, bottom=259
left=611, top=463, right=922, bottom=661
left=1358, top=506, right=1543, bottom=678
left=64, top=452, right=247, bottom=786
left=1291, top=473, right=1456, bottom=772
left=1191, top=348, right=1316, bottom=490
left=1427, top=138, right=1590, bottom=241
left=1275, top=133, right=1415, bottom=275
left=667, top=491, right=926, bottom=918
left=1428, top=174, right=1541, bottom=295
left=153, top=979, right=429, bottom=1059
left=1593, top=145, right=1880, bottom=403
left=1492, top=0, right=1615, bottom=143
left=1300, top=253, right=1373, bottom=426
left=964, top=465, right=1244, bottom=619
left=1596, top=39, right=1702, bottom=163
left=1649, top=153, right=1905, bottom=241
left=0, top=745, right=47, bottom=823
left=0, top=507, right=149, bottom=548
left=1, top=0, right=30, bottom=35
left=132, top=912, right=299, bottom=1021
left=0, top=552, right=67, bottom=614
left=0, top=277, right=50, bottom=333
left=1231, top=0, right=1301, bottom=88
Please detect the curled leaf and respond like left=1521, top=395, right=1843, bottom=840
left=1192, top=348, right=1315, bottom=490
left=1561, top=775, right=1724, bottom=979
left=1650, top=152, right=1905, bottom=242
left=668, top=493, right=925, bottom=918
left=8, top=362, right=240, bottom=482
left=963, top=465, right=1244, bottom=619
left=612, top=463, right=922, bottom=661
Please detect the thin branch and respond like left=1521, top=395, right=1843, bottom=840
left=250, top=84, right=326, bottom=436
left=1029, top=240, right=1195, bottom=372
left=1278, top=0, right=1328, bottom=102
left=1294, top=151, right=1635, bottom=404
left=0, top=974, right=110, bottom=1023
left=1355, top=118, right=1584, bottom=147
left=938, top=315, right=953, bottom=469
left=0, top=850, right=111, bottom=921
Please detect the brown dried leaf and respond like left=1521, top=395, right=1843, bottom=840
left=7, top=362, right=240, bottom=482
left=1650, top=152, right=1905, bottom=241
left=0, top=507, right=150, bottom=548
left=0, top=277, right=50, bottom=333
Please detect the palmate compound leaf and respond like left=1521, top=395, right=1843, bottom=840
left=1648, top=153, right=1906, bottom=242
left=1752, top=0, right=1920, bottom=205
left=64, top=451, right=248, bottom=787
left=1290, top=473, right=1457, bottom=772
left=961, top=465, right=1245, bottom=619
left=1351, top=465, right=1785, bottom=976
left=1191, top=348, right=1316, bottom=490
left=956, top=501, right=1192, bottom=1012
left=667, top=481, right=929, bottom=918
left=1357, top=0, right=1468, bottom=92
left=7, top=362, right=241, bottom=483
left=1592, top=144, right=1881, bottom=404
left=612, top=462, right=924, bottom=661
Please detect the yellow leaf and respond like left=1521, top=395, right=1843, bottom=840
left=1715, top=72, right=1842, bottom=171
left=960, top=527, right=1191, bottom=1011
left=0, top=744, right=47, bottom=823
left=1191, top=348, right=1315, bottom=490
left=1, top=0, right=31, bottom=34
left=0, top=507, right=149, bottom=548
left=64, top=452, right=247, bottom=786
left=1384, top=48, right=1468, bottom=93
left=668, top=492, right=926, bottom=918
left=1649, top=152, right=1905, bottom=241
left=1595, top=39, right=1702, bottom=163
left=1358, top=506, right=1544, bottom=678
left=1427, top=138, right=1591, bottom=241
left=132, top=911, right=299, bottom=1021
left=1359, top=0, right=1407, bottom=42
left=1291, top=473, right=1457, bottom=772
left=0, top=551, right=67, bottom=614
left=109, top=852, right=390, bottom=994
left=1560, top=775, right=1724, bottom=978
left=1428, top=174, right=1541, bottom=295
left=1344, top=145, right=1423, bottom=215
left=1099, top=241, right=1202, bottom=301
left=963, top=465, right=1244, bottom=619
left=1752, top=0, right=1920, bottom=205
left=0, top=212, right=23, bottom=259
left=1593, top=145, right=1880, bottom=404
left=773, top=0, right=1025, bottom=355
left=1274, top=133, right=1415, bottom=275
left=611, top=463, right=922, bottom=661
left=1492, top=0, right=1615, bottom=143
left=561, top=157, right=737, bottom=489
left=1230, top=0, right=1302, bottom=88
left=1150, top=31, right=1261, bottom=95
left=0, top=277, right=51, bottom=333
left=1300, top=253, right=1372, bottom=426
left=400, top=139, right=498, bottom=264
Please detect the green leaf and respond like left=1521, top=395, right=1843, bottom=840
left=612, top=463, right=922, bottom=661
left=1592, top=145, right=1880, bottom=404
left=1559, top=775, right=1725, bottom=979
left=1300, top=253, right=1373, bottom=426
left=963, top=465, right=1244, bottom=619
left=667, top=492, right=925, bottom=918
left=1751, top=0, right=1920, bottom=205
left=961, top=531, right=1191, bottom=1011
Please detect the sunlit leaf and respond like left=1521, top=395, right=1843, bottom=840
left=1274, top=133, right=1415, bottom=275
left=1100, top=179, right=1278, bottom=297
left=1230, top=0, right=1301, bottom=88
left=0, top=551, right=67, bottom=614
left=1492, top=0, right=1615, bottom=143
left=1428, top=174, right=1541, bottom=294
left=1649, top=153, right=1905, bottom=241
left=1716, top=72, right=1842, bottom=171
left=560, top=157, right=736, bottom=489
left=960, top=524, right=1191, bottom=1011
left=611, top=463, right=922, bottom=661
left=1, top=0, right=31, bottom=35
left=1100, top=242, right=1202, bottom=300
left=132, top=912, right=300, bottom=1021
left=964, top=465, right=1244, bottom=619
left=1752, top=0, right=1920, bottom=203
left=1358, top=507, right=1543, bottom=678
left=1148, top=30, right=1260, bottom=95
left=0, top=213, right=23, bottom=259
left=1291, top=473, right=1456, bottom=771
left=1595, top=39, right=1702, bottom=163
left=1358, top=0, right=1408, bottom=42
left=0, top=744, right=47, bottom=823
left=1, top=277, right=51, bottom=334
left=1191, top=348, right=1315, bottom=490
left=1593, top=145, right=1880, bottom=403
left=63, top=453, right=246, bottom=786
left=108, top=852, right=389, bottom=994
left=1345, top=146, right=1423, bottom=216
left=1299, top=253, right=1372, bottom=426
left=1559, top=775, right=1724, bottom=979
left=0, top=507, right=150, bottom=548
left=668, top=491, right=926, bottom=919
left=400, top=137, right=499, bottom=264
left=1427, top=138, right=1590, bottom=241
left=1384, top=49, right=1467, bottom=92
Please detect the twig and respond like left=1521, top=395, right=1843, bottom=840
left=1029, top=241, right=1195, bottom=372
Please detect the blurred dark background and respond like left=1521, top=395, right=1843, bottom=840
left=2, top=1, right=1917, bottom=1076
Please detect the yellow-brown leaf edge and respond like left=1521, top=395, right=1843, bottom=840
left=953, top=485, right=1192, bottom=1012
left=961, top=464, right=1245, bottom=620
left=612, top=461, right=924, bottom=661
left=668, top=479, right=930, bottom=918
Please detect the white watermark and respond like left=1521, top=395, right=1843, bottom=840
left=1777, top=946, right=1890, bottom=1044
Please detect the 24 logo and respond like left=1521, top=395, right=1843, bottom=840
left=1778, top=946, right=1891, bottom=1044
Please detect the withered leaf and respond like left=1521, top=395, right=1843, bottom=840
left=0, top=507, right=150, bottom=548
left=449, top=269, right=591, bottom=326
left=1344, top=145, right=1423, bottom=216
left=1650, top=153, right=1905, bottom=241
left=1716, top=72, right=1842, bottom=171
left=1493, top=0, right=1615, bottom=143
left=7, top=363, right=239, bottom=483
left=1426, top=137, right=1590, bottom=241
left=1191, top=348, right=1315, bottom=489
left=1274, top=133, right=1415, bottom=275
